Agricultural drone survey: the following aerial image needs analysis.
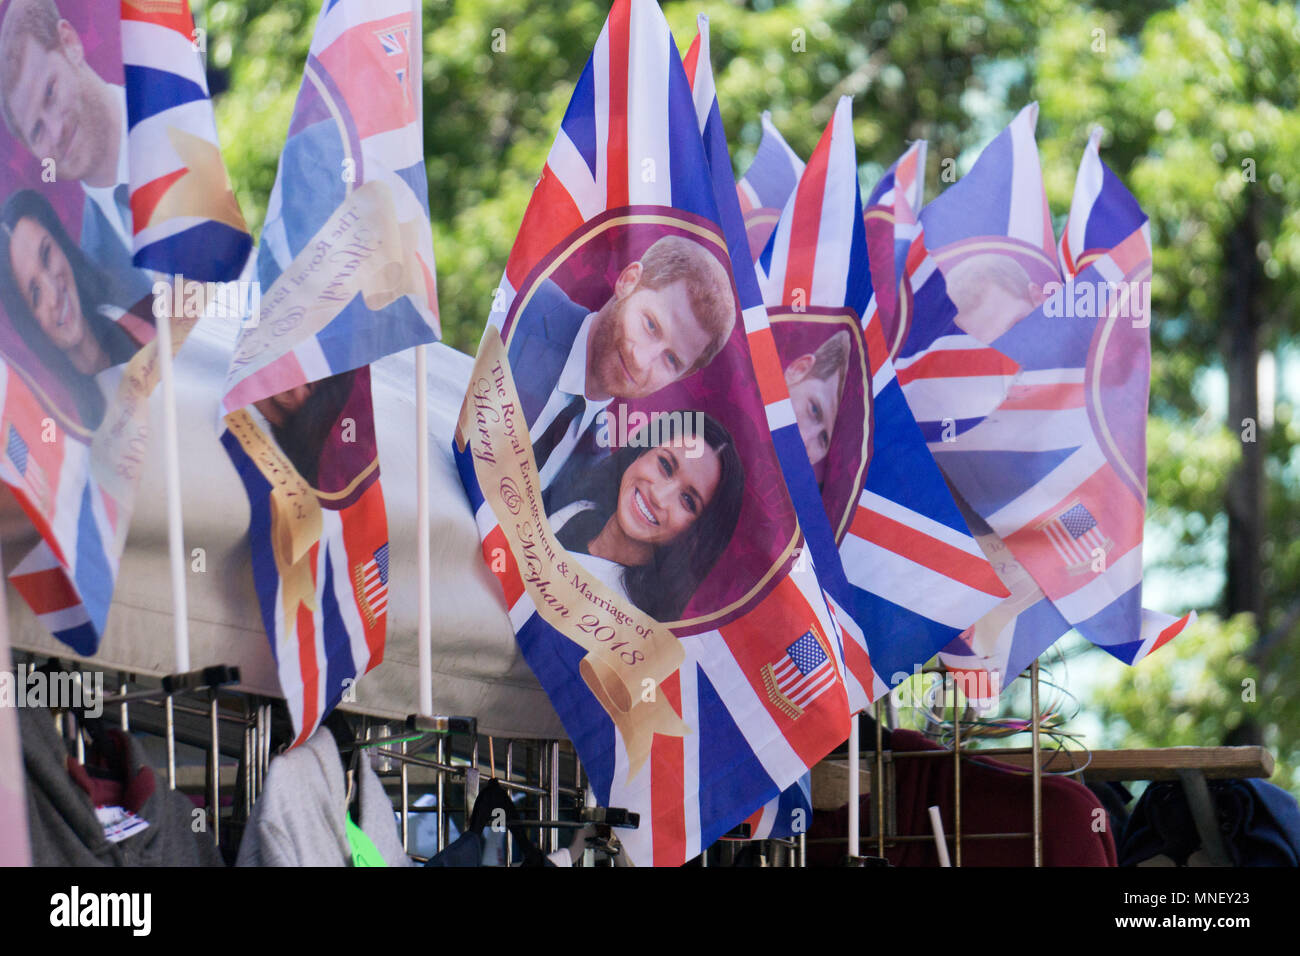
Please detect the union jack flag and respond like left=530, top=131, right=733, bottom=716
left=377, top=26, right=411, bottom=99
left=455, top=0, right=851, bottom=866
left=2, top=2, right=249, bottom=658
left=755, top=96, right=1008, bottom=707
left=685, top=18, right=828, bottom=842
left=221, top=0, right=439, bottom=747
left=923, top=119, right=1193, bottom=673
left=736, top=112, right=804, bottom=261
left=122, top=0, right=252, bottom=279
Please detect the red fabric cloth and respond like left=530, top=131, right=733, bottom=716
left=809, top=729, right=1116, bottom=866
left=66, top=729, right=156, bottom=813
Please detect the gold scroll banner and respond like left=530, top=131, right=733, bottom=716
left=457, top=326, right=688, bottom=778
left=226, top=179, right=429, bottom=395
left=223, top=408, right=323, bottom=638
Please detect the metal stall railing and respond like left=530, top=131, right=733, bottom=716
left=8, top=649, right=654, bottom=866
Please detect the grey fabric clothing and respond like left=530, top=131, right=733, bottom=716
left=19, top=706, right=223, bottom=867
left=235, top=724, right=410, bottom=867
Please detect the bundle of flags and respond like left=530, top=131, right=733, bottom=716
left=220, top=0, right=439, bottom=747
left=0, top=0, right=1192, bottom=865
left=871, top=109, right=1194, bottom=701
left=755, top=96, right=1009, bottom=714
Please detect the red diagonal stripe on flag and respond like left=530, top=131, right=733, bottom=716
left=746, top=328, right=788, bottom=406
left=894, top=348, right=1018, bottom=385
left=505, top=165, right=584, bottom=290
left=130, top=168, right=187, bottom=234
left=9, top=566, right=79, bottom=616
left=998, top=382, right=1085, bottom=411
left=849, top=506, right=1005, bottom=596
left=482, top=524, right=523, bottom=609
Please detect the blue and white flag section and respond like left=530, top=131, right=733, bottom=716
left=453, top=0, right=852, bottom=866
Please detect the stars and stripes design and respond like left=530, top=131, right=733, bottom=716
left=121, top=0, right=252, bottom=279
left=456, top=1, right=852, bottom=866
left=6, top=425, right=27, bottom=475
left=755, top=95, right=1008, bottom=708
left=354, top=542, right=390, bottom=627
left=221, top=0, right=439, bottom=747
left=1040, top=500, right=1110, bottom=571
left=762, top=629, right=836, bottom=718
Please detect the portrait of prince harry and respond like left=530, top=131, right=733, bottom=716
left=506, top=233, right=737, bottom=495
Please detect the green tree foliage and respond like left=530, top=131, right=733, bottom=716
left=1091, top=613, right=1300, bottom=793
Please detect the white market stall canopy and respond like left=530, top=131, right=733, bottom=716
left=1, top=312, right=566, bottom=740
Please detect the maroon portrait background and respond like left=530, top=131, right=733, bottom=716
left=769, top=310, right=871, bottom=545
left=503, top=206, right=799, bottom=635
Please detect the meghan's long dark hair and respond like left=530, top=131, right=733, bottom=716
left=0, top=190, right=141, bottom=429
left=551, top=410, right=745, bottom=621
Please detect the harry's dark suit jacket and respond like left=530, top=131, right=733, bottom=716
left=506, top=279, right=610, bottom=506
left=506, top=278, right=589, bottom=425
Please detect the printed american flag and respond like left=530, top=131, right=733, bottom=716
left=5, top=426, right=27, bottom=475
left=763, top=629, right=836, bottom=717
left=355, top=543, right=391, bottom=626
left=1040, top=501, right=1108, bottom=570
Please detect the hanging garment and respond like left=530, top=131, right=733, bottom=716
left=423, top=777, right=580, bottom=867
left=807, top=728, right=1116, bottom=866
left=18, top=706, right=223, bottom=867
left=1118, top=778, right=1300, bottom=867
left=235, top=725, right=410, bottom=867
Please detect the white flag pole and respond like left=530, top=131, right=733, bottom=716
left=415, top=344, right=432, bottom=716
left=154, top=300, right=190, bottom=674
